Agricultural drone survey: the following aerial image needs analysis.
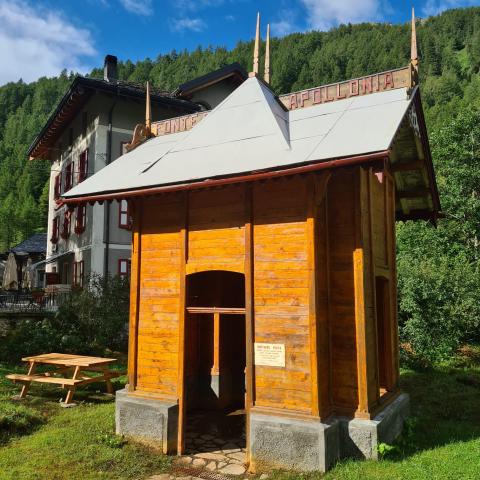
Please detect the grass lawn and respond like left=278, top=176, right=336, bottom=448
left=0, top=351, right=479, bottom=480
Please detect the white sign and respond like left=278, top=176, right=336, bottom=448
left=254, top=343, right=285, bottom=367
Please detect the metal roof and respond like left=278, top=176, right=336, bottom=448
left=63, top=76, right=413, bottom=200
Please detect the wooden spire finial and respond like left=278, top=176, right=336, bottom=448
left=264, top=23, right=271, bottom=84
left=145, top=81, right=151, bottom=134
left=250, top=12, right=261, bottom=77
left=411, top=7, right=418, bottom=73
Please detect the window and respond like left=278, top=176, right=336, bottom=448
left=73, top=261, right=84, bottom=287
left=60, top=211, right=71, bottom=239
left=64, top=163, right=73, bottom=191
left=118, top=259, right=131, bottom=279
left=54, top=173, right=62, bottom=199
left=118, top=199, right=130, bottom=229
left=78, top=149, right=88, bottom=183
left=51, top=216, right=59, bottom=243
left=75, top=205, right=86, bottom=234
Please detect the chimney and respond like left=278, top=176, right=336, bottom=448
left=104, top=55, right=118, bottom=82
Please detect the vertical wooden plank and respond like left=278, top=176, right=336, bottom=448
left=354, top=168, right=379, bottom=419
left=128, top=198, right=142, bottom=392
left=367, top=169, right=380, bottom=404
left=177, top=192, right=188, bottom=455
left=212, top=312, right=221, bottom=375
left=314, top=172, right=332, bottom=419
left=307, top=175, right=319, bottom=418
left=244, top=183, right=254, bottom=467
left=387, top=172, right=400, bottom=389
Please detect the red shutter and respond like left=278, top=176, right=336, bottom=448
left=79, top=150, right=88, bottom=183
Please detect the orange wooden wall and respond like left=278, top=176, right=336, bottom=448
left=127, top=166, right=400, bottom=419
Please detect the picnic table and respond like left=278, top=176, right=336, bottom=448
left=6, top=353, right=120, bottom=405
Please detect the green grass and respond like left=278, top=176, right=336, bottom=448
left=0, top=350, right=479, bottom=480
left=0, top=363, right=170, bottom=480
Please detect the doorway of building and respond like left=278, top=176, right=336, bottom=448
left=183, top=270, right=246, bottom=458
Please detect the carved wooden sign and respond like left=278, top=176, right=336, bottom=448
left=152, top=112, right=209, bottom=136
left=279, top=66, right=411, bottom=111
left=254, top=342, right=286, bottom=367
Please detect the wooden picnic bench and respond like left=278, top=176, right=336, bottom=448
left=6, top=353, right=120, bottom=405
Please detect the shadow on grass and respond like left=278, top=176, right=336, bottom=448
left=387, top=363, right=480, bottom=460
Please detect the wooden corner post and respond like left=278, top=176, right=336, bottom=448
left=177, top=192, right=189, bottom=455
left=353, top=168, right=380, bottom=419
left=128, top=198, right=142, bottom=392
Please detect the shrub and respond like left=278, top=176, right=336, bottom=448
left=0, top=274, right=129, bottom=362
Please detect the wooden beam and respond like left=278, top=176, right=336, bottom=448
left=244, top=184, right=254, bottom=469
left=127, top=198, right=142, bottom=393
left=396, top=187, right=431, bottom=199
left=391, top=160, right=423, bottom=172
left=307, top=176, right=319, bottom=418
left=176, top=192, right=188, bottom=456
left=211, top=312, right=221, bottom=376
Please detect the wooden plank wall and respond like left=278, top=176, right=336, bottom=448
left=252, top=177, right=312, bottom=414
left=188, top=186, right=245, bottom=273
left=326, top=171, right=359, bottom=415
left=135, top=195, right=183, bottom=398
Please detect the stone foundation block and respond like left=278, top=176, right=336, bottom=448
left=115, top=388, right=178, bottom=454
left=249, top=412, right=339, bottom=473
left=339, top=393, right=410, bottom=459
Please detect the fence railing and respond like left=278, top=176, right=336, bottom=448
left=0, top=291, right=70, bottom=313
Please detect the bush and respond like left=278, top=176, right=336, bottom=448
left=397, top=244, right=480, bottom=366
left=0, top=274, right=129, bottom=362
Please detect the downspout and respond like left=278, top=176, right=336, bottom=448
left=103, top=100, right=117, bottom=277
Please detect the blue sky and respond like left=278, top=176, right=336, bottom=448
left=0, top=0, right=478, bottom=85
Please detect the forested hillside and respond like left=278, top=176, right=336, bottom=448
left=0, top=7, right=479, bottom=361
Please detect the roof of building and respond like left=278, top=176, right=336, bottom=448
left=28, top=76, right=201, bottom=161
left=10, top=233, right=47, bottom=255
left=175, top=62, right=248, bottom=98
left=62, top=75, right=440, bottom=221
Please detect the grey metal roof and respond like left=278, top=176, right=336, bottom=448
left=63, top=77, right=413, bottom=199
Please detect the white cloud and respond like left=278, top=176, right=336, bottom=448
left=0, top=1, right=96, bottom=85
left=175, top=0, right=224, bottom=11
left=300, top=0, right=381, bottom=31
left=422, top=0, right=478, bottom=16
left=272, top=8, right=300, bottom=36
left=170, top=17, right=207, bottom=32
left=225, top=14, right=235, bottom=21
left=119, top=0, right=153, bottom=16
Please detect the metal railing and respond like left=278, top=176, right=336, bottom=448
left=0, top=291, right=70, bottom=313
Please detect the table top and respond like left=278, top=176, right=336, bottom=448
left=22, top=353, right=117, bottom=367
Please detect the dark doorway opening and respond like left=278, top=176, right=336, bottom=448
left=184, top=270, right=246, bottom=454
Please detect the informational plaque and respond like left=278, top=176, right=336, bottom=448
left=254, top=343, right=285, bottom=367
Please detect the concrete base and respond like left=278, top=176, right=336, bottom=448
left=339, top=392, right=410, bottom=460
left=249, top=393, right=410, bottom=473
left=249, top=412, right=339, bottom=473
left=115, top=388, right=178, bottom=454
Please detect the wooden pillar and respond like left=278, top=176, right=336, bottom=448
left=127, top=198, right=142, bottom=392
left=211, top=312, right=221, bottom=375
left=354, top=168, right=380, bottom=419
left=385, top=171, right=400, bottom=391
left=177, top=192, right=188, bottom=455
left=244, top=184, right=254, bottom=467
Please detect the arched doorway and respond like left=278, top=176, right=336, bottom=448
left=184, top=270, right=246, bottom=454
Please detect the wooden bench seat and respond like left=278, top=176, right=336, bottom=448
left=6, top=373, right=82, bottom=386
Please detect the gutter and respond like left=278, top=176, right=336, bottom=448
left=61, top=150, right=390, bottom=205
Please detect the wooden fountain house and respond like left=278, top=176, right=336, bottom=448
left=62, top=12, right=440, bottom=473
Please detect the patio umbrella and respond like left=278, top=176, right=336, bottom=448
left=2, top=253, right=18, bottom=290
left=23, top=258, right=34, bottom=290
